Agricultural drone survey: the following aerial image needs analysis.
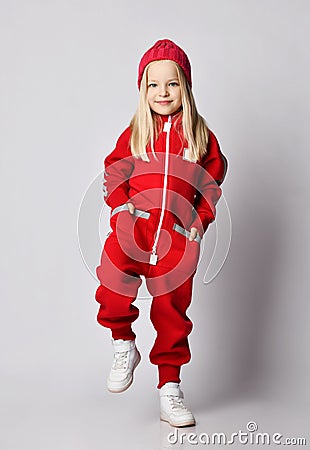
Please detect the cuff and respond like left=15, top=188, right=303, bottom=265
left=105, top=191, right=130, bottom=210
left=191, top=215, right=213, bottom=236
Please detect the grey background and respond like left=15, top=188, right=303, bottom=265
left=1, top=0, right=309, bottom=449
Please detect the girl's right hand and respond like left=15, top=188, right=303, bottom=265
left=127, top=202, right=135, bottom=215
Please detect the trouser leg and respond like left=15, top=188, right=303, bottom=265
left=95, top=234, right=142, bottom=340
left=146, top=275, right=194, bottom=388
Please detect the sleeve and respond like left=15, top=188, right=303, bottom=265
left=191, top=129, right=228, bottom=235
left=102, top=127, right=134, bottom=210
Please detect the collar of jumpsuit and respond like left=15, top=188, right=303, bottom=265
left=153, top=108, right=183, bottom=123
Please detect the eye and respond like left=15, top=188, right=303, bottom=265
left=169, top=82, right=179, bottom=87
left=148, top=83, right=157, bottom=88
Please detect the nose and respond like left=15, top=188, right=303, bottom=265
left=159, top=85, right=169, bottom=97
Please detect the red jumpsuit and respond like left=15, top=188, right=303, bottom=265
left=95, top=111, right=228, bottom=388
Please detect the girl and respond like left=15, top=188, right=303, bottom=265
left=95, top=39, right=228, bottom=427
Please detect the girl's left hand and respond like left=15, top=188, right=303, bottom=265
left=189, top=227, right=199, bottom=241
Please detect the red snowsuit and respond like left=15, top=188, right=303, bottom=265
left=95, top=110, right=227, bottom=388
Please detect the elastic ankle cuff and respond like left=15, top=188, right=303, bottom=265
left=157, top=365, right=181, bottom=389
left=111, top=327, right=136, bottom=341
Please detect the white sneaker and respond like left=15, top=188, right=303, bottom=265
left=107, top=339, right=141, bottom=393
left=160, top=382, right=196, bottom=427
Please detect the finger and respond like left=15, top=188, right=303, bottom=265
left=189, top=228, right=198, bottom=241
left=127, top=202, right=135, bottom=214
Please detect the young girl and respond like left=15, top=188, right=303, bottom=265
left=95, top=39, right=228, bottom=427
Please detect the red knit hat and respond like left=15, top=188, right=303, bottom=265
left=137, top=39, right=192, bottom=90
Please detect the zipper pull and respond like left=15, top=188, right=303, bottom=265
left=149, top=252, right=158, bottom=265
left=163, top=115, right=172, bottom=132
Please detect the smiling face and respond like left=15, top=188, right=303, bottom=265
left=146, top=60, right=182, bottom=116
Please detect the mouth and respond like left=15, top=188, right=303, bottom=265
left=156, top=101, right=172, bottom=105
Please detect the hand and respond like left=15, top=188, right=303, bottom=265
left=127, top=202, right=135, bottom=215
left=189, top=227, right=199, bottom=241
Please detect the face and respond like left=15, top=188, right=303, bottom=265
left=146, top=60, right=182, bottom=115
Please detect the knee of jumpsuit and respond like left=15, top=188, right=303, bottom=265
left=147, top=276, right=194, bottom=367
left=96, top=233, right=144, bottom=298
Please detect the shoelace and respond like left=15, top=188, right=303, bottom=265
left=112, top=351, right=128, bottom=370
left=167, top=395, right=189, bottom=412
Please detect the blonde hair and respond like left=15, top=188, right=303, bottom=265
left=130, top=60, right=209, bottom=162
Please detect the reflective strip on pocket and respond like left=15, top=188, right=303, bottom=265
left=111, top=203, right=150, bottom=219
left=172, top=223, right=202, bottom=244
left=134, top=209, right=150, bottom=219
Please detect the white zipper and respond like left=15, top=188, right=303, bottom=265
left=149, top=115, right=172, bottom=265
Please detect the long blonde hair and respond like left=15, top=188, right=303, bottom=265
left=130, top=60, right=209, bottom=162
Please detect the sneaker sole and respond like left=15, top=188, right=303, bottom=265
left=160, top=415, right=196, bottom=428
left=107, top=351, right=141, bottom=393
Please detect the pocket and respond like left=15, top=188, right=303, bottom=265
left=110, top=203, right=150, bottom=252
left=172, top=223, right=201, bottom=244
left=157, top=222, right=201, bottom=275
left=111, top=203, right=150, bottom=220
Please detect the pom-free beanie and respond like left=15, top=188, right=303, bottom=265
left=137, top=39, right=192, bottom=90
